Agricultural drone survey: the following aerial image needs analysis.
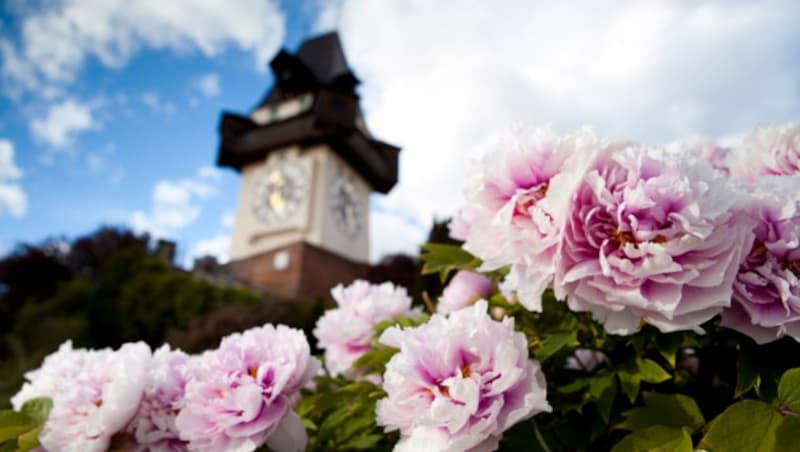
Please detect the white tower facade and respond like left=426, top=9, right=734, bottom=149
left=229, top=144, right=371, bottom=263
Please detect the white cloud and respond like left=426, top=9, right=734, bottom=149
left=188, top=210, right=235, bottom=265
left=194, top=73, right=221, bottom=97
left=29, top=98, right=95, bottom=148
left=0, top=0, right=285, bottom=98
left=0, top=140, right=23, bottom=181
left=0, top=185, right=27, bottom=218
left=197, top=166, right=223, bottom=180
left=370, top=198, right=427, bottom=262
left=86, top=153, right=105, bottom=172
left=190, top=233, right=232, bottom=264
left=141, top=91, right=177, bottom=115
left=322, top=0, right=800, bottom=256
left=0, top=38, right=40, bottom=100
left=130, top=167, right=220, bottom=238
left=0, top=139, right=27, bottom=217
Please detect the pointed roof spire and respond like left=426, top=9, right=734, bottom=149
left=296, top=32, right=358, bottom=86
left=260, top=32, right=359, bottom=106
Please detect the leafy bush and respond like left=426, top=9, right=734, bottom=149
left=5, top=124, right=800, bottom=451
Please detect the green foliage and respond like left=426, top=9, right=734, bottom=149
left=533, top=330, right=578, bottom=362
left=616, top=392, right=704, bottom=432
left=777, top=367, right=800, bottom=412
left=351, top=346, right=398, bottom=376
left=371, top=314, right=430, bottom=340
left=616, top=357, right=672, bottom=403
left=419, top=243, right=481, bottom=282
left=6, top=231, right=800, bottom=450
left=363, top=239, right=800, bottom=451
left=735, top=348, right=760, bottom=398
left=18, top=399, right=51, bottom=425
left=700, top=401, right=786, bottom=451
left=611, top=425, right=693, bottom=452
left=0, top=397, right=51, bottom=451
left=297, top=379, right=394, bottom=451
left=1, top=227, right=259, bottom=407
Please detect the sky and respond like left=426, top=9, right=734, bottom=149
left=1, top=0, right=799, bottom=266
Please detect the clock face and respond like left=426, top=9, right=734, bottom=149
left=329, top=172, right=362, bottom=238
left=252, top=159, right=307, bottom=224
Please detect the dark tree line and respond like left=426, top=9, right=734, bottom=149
left=0, top=227, right=259, bottom=407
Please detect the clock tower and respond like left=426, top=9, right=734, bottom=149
left=217, top=32, right=400, bottom=300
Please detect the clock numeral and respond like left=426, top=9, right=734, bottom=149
left=329, top=172, right=362, bottom=238
left=252, top=159, right=306, bottom=224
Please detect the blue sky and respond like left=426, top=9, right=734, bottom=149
left=0, top=0, right=337, bottom=265
left=1, top=1, right=800, bottom=266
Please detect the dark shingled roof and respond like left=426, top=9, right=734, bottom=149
left=258, top=32, right=360, bottom=108
left=296, top=32, right=356, bottom=85
left=216, top=32, right=400, bottom=194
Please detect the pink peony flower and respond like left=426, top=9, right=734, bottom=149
left=376, top=300, right=551, bottom=452
left=565, top=349, right=606, bottom=372
left=125, top=345, right=191, bottom=451
left=449, top=208, right=474, bottom=241
left=438, top=271, right=493, bottom=314
left=721, top=176, right=800, bottom=343
left=313, top=280, right=420, bottom=377
left=684, top=138, right=730, bottom=174
left=555, top=143, right=755, bottom=334
left=11, top=340, right=89, bottom=410
left=175, top=324, right=318, bottom=452
left=728, top=123, right=800, bottom=183
left=13, top=341, right=152, bottom=452
left=460, top=126, right=598, bottom=311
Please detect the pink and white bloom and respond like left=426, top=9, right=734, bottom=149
left=125, top=345, right=191, bottom=451
left=11, top=340, right=89, bottom=410
left=175, top=324, right=318, bottom=452
left=722, top=176, right=800, bottom=343
left=555, top=143, right=755, bottom=334
left=565, top=349, right=606, bottom=372
left=313, top=280, right=420, bottom=377
left=728, top=123, right=800, bottom=183
left=449, top=208, right=474, bottom=241
left=438, top=271, right=493, bottom=314
left=13, top=341, right=152, bottom=452
left=684, top=138, right=730, bottom=174
left=376, top=300, right=551, bottom=452
left=460, top=126, right=597, bottom=311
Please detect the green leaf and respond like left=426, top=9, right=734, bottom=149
left=16, top=424, right=43, bottom=452
left=617, top=358, right=671, bottom=403
left=533, top=330, right=578, bottom=362
left=777, top=367, right=800, bottom=413
left=756, top=366, right=782, bottom=404
left=655, top=333, right=682, bottom=368
left=611, top=426, right=692, bottom=452
left=736, top=349, right=760, bottom=398
left=298, top=380, right=387, bottom=451
left=338, top=433, right=384, bottom=450
left=589, top=374, right=618, bottom=423
left=419, top=243, right=481, bottom=282
left=638, top=358, right=672, bottom=383
left=700, top=400, right=783, bottom=452
left=775, top=415, right=800, bottom=449
left=0, top=411, right=36, bottom=443
left=558, top=377, right=590, bottom=394
left=20, top=398, right=52, bottom=424
left=351, top=346, right=399, bottom=375
left=616, top=392, right=704, bottom=432
left=372, top=315, right=429, bottom=340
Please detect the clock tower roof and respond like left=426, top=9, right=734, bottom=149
left=216, top=32, right=400, bottom=194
